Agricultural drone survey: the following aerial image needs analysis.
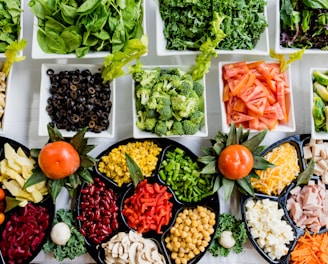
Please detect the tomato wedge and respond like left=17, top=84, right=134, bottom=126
left=222, top=60, right=290, bottom=131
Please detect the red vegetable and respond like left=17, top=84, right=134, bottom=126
left=0, top=203, right=50, bottom=264
left=122, top=179, right=173, bottom=234
left=222, top=61, right=290, bottom=131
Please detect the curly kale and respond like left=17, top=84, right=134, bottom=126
left=208, top=213, right=247, bottom=257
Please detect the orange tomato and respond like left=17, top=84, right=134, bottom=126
left=38, top=141, right=80, bottom=180
left=0, top=188, right=5, bottom=201
left=0, top=212, right=5, bottom=225
left=218, top=144, right=254, bottom=180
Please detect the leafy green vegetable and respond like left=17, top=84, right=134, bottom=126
left=280, top=0, right=328, bottom=49
left=296, top=158, right=314, bottom=186
left=208, top=213, right=247, bottom=257
left=43, top=209, right=87, bottom=261
left=270, top=48, right=305, bottom=72
left=190, top=12, right=225, bottom=81
left=0, top=0, right=22, bottom=52
left=101, top=35, right=148, bottom=82
left=159, top=0, right=267, bottom=51
left=3, top=39, right=27, bottom=76
left=28, top=0, right=144, bottom=57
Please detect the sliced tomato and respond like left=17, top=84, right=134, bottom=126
left=245, top=97, right=267, bottom=116
left=239, top=84, right=268, bottom=102
left=263, top=102, right=284, bottom=120
left=228, top=73, right=249, bottom=96
left=232, top=98, right=248, bottom=113
left=223, top=61, right=249, bottom=79
left=223, top=83, right=230, bottom=102
left=259, top=116, right=278, bottom=130
left=276, top=81, right=288, bottom=122
left=230, top=111, right=255, bottom=123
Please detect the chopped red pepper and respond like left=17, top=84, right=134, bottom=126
left=122, top=179, right=173, bottom=234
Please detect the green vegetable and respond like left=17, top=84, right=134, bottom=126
left=280, top=0, right=328, bottom=50
left=303, top=0, right=328, bottom=9
left=312, top=93, right=326, bottom=131
left=125, top=153, right=144, bottom=188
left=296, top=158, right=315, bottom=186
left=43, top=209, right=87, bottom=261
left=0, top=0, right=22, bottom=52
left=159, top=147, right=218, bottom=202
left=3, top=38, right=27, bottom=76
left=158, top=0, right=267, bottom=51
left=101, top=35, right=148, bottom=82
left=130, top=64, right=206, bottom=136
left=270, top=48, right=305, bottom=72
left=208, top=213, right=247, bottom=257
left=313, top=82, right=328, bottom=101
left=28, top=0, right=144, bottom=58
left=313, top=70, right=328, bottom=86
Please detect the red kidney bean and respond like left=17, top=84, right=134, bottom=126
left=77, top=177, right=119, bottom=244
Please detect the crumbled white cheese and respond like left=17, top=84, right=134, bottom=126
left=245, top=198, right=295, bottom=260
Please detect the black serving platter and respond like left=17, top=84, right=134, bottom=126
left=75, top=137, right=220, bottom=264
left=241, top=134, right=328, bottom=264
left=0, top=136, right=55, bottom=264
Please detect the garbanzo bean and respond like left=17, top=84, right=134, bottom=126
left=98, top=141, right=161, bottom=186
left=165, top=206, right=216, bottom=264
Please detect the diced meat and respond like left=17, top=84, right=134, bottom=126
left=287, top=178, right=328, bottom=233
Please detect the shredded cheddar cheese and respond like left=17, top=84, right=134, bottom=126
left=252, top=143, right=300, bottom=195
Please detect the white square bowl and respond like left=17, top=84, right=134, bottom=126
left=218, top=60, right=296, bottom=134
left=274, top=2, right=328, bottom=55
left=0, top=0, right=24, bottom=58
left=39, top=64, right=115, bottom=138
left=132, top=65, right=208, bottom=138
left=156, top=4, right=269, bottom=56
left=310, top=68, right=328, bottom=140
left=31, top=3, right=146, bottom=59
left=0, top=61, right=13, bottom=133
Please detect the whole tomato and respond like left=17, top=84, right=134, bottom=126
left=218, top=144, right=254, bottom=180
left=38, top=141, right=80, bottom=180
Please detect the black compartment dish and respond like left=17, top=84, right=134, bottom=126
left=241, top=134, right=328, bottom=264
left=0, top=136, right=55, bottom=264
left=76, top=138, right=220, bottom=264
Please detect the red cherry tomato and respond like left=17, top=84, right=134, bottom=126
left=218, top=144, right=254, bottom=180
left=38, top=141, right=80, bottom=180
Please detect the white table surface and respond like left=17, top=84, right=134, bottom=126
left=3, top=0, right=324, bottom=263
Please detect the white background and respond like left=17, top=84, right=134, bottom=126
left=3, top=0, right=325, bottom=263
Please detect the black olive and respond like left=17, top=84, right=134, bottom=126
left=46, top=69, right=55, bottom=76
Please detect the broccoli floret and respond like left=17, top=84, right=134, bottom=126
left=132, top=67, right=161, bottom=87
left=166, top=68, right=187, bottom=77
left=193, top=81, right=204, bottom=97
left=157, top=104, right=172, bottom=121
left=136, top=86, right=152, bottom=105
left=190, top=110, right=204, bottom=125
left=144, top=118, right=157, bottom=131
left=154, top=120, right=168, bottom=136
left=182, top=120, right=200, bottom=135
left=167, top=121, right=184, bottom=136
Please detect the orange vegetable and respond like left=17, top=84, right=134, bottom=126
left=222, top=61, right=290, bottom=131
left=290, top=231, right=328, bottom=264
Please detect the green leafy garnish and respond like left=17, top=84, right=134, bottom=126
left=3, top=39, right=27, bottom=76
left=208, top=213, right=247, bottom=257
left=190, top=12, right=225, bottom=81
left=101, top=35, right=148, bottom=82
left=125, top=152, right=144, bottom=188
left=296, top=158, right=315, bottom=186
left=270, top=48, right=305, bottom=72
left=43, top=209, right=87, bottom=261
